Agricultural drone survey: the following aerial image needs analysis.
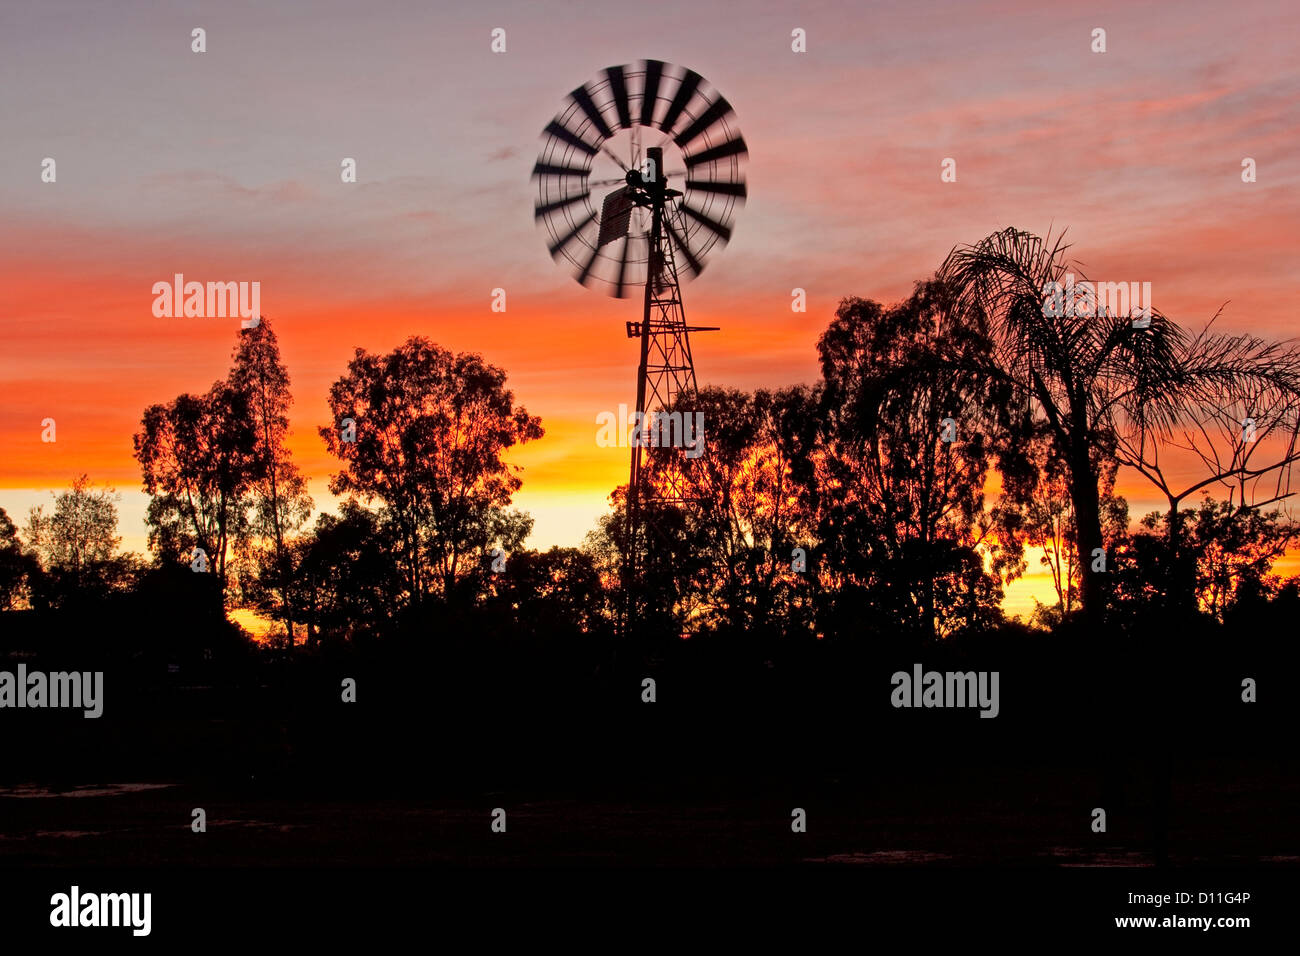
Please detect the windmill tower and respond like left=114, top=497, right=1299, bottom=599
left=532, top=60, right=748, bottom=625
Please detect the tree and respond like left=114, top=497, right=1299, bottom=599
left=1113, top=498, right=1298, bottom=624
left=23, top=475, right=121, bottom=581
left=940, top=228, right=1300, bottom=625
left=1111, top=309, right=1300, bottom=616
left=584, top=479, right=709, bottom=647
left=481, top=547, right=611, bottom=641
left=227, top=318, right=312, bottom=643
left=289, top=503, right=401, bottom=644
left=21, top=476, right=135, bottom=607
left=135, top=381, right=258, bottom=590
left=637, top=385, right=819, bottom=639
left=0, top=507, right=39, bottom=610
left=320, top=338, right=543, bottom=607
left=1014, top=424, right=1128, bottom=616
left=810, top=282, right=1023, bottom=638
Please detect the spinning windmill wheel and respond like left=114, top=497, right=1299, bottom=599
left=532, top=60, right=747, bottom=297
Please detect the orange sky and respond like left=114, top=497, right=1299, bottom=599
left=2, top=0, right=1297, bottom=616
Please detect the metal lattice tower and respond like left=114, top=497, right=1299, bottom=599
left=626, top=161, right=718, bottom=518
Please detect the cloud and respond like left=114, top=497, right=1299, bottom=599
left=141, top=171, right=316, bottom=204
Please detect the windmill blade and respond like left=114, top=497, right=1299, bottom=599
left=673, top=94, right=735, bottom=151
left=683, top=135, right=748, bottom=168
left=614, top=237, right=631, bottom=298
left=639, top=59, right=665, bottom=126
left=547, top=210, right=596, bottom=257
left=684, top=178, right=747, bottom=198
left=665, top=215, right=703, bottom=276
left=534, top=191, right=590, bottom=219
left=680, top=203, right=732, bottom=242
left=658, top=68, right=702, bottom=136
left=576, top=242, right=601, bottom=286
left=543, top=120, right=599, bottom=157
left=532, top=161, right=591, bottom=179
left=569, top=84, right=613, bottom=140
left=601, top=145, right=629, bottom=171
left=604, top=64, right=632, bottom=130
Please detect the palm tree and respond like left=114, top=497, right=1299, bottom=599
left=941, top=227, right=1300, bottom=625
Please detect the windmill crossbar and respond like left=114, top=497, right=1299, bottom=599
left=626, top=321, right=720, bottom=337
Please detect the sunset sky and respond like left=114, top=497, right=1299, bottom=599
left=2, top=0, right=1297, bottom=615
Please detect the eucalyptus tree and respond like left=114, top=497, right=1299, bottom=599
left=135, top=382, right=258, bottom=590
left=636, top=384, right=820, bottom=638
left=227, top=318, right=312, bottom=643
left=320, top=337, right=542, bottom=607
left=812, top=282, right=1022, bottom=638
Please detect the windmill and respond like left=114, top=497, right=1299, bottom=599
left=531, top=60, right=748, bottom=627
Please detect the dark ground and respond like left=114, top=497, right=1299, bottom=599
left=4, top=612, right=1297, bottom=870
left=3, top=757, right=1297, bottom=867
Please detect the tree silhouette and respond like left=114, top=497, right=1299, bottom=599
left=480, top=546, right=611, bottom=642
left=638, top=385, right=819, bottom=639
left=0, top=507, right=39, bottom=610
left=1113, top=498, right=1298, bottom=624
left=812, top=282, right=1022, bottom=637
left=940, top=227, right=1300, bottom=624
left=135, top=381, right=258, bottom=590
left=585, top=488, right=702, bottom=646
left=22, top=475, right=132, bottom=605
left=320, top=337, right=543, bottom=607
left=1111, top=308, right=1300, bottom=615
left=1012, top=424, right=1128, bottom=619
left=289, top=502, right=401, bottom=644
left=23, top=474, right=121, bottom=573
left=227, top=318, right=313, bottom=644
